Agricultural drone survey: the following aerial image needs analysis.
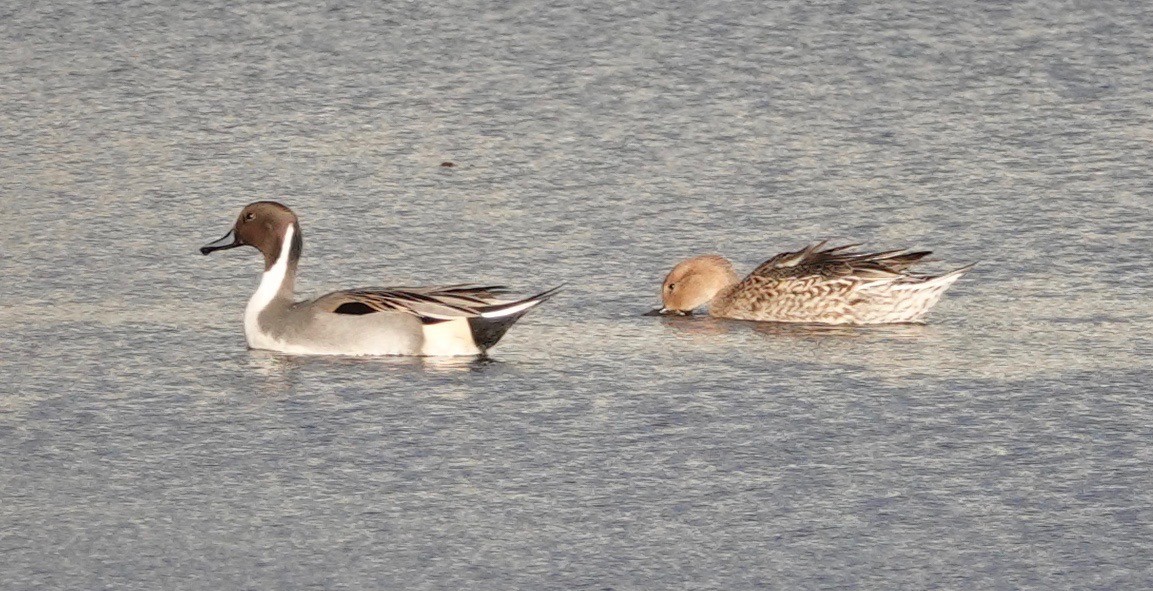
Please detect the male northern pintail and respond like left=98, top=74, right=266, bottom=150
left=649, top=242, right=972, bottom=324
left=200, top=201, right=559, bottom=356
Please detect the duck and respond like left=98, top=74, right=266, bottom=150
left=649, top=242, right=972, bottom=324
left=200, top=201, right=559, bottom=356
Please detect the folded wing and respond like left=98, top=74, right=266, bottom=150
left=311, top=284, right=561, bottom=324
left=314, top=284, right=508, bottom=320
left=749, top=241, right=933, bottom=282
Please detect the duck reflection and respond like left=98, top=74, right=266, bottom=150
left=652, top=311, right=931, bottom=342
left=749, top=320, right=930, bottom=341
left=248, top=350, right=499, bottom=374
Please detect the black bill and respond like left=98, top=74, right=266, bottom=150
left=200, top=229, right=241, bottom=255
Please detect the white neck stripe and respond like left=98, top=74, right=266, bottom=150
left=244, top=225, right=295, bottom=345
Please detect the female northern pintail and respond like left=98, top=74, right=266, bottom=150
left=200, top=201, right=559, bottom=356
left=649, top=242, right=972, bottom=324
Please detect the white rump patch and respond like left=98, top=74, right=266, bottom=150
left=421, top=319, right=482, bottom=356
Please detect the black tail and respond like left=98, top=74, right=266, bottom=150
left=467, top=286, right=562, bottom=352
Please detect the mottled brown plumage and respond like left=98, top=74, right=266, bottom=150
left=656, top=242, right=972, bottom=324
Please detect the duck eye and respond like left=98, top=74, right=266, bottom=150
left=244, top=212, right=255, bottom=221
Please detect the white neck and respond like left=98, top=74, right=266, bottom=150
left=244, top=225, right=295, bottom=346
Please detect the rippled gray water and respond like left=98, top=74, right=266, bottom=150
left=2, top=0, right=1152, bottom=589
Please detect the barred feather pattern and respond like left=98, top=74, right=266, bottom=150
left=711, top=242, right=971, bottom=324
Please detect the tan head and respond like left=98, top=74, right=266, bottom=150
left=200, top=201, right=302, bottom=270
left=650, top=255, right=740, bottom=315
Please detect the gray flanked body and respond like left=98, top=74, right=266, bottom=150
left=655, top=242, right=972, bottom=325
left=249, top=296, right=426, bottom=356
left=202, top=201, right=557, bottom=356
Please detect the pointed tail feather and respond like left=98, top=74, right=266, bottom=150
left=928, top=262, right=976, bottom=286
left=894, top=262, right=976, bottom=291
left=468, top=286, right=562, bottom=351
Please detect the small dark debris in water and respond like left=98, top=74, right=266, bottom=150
left=440, top=161, right=456, bottom=168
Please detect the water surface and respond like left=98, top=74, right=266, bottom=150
left=2, top=0, right=1152, bottom=589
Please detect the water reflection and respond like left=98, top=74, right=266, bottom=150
left=246, top=349, right=500, bottom=375
left=238, top=349, right=504, bottom=399
left=653, top=313, right=931, bottom=341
